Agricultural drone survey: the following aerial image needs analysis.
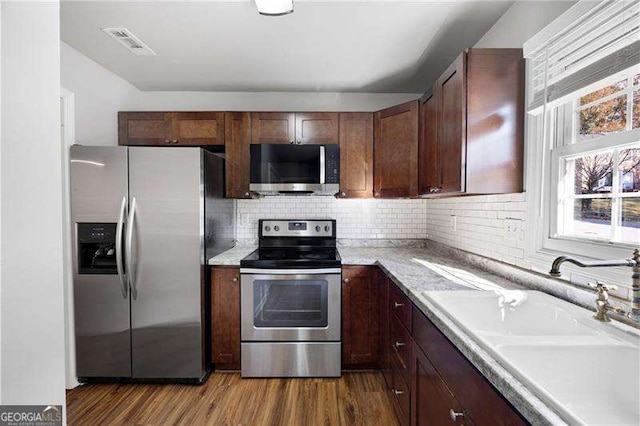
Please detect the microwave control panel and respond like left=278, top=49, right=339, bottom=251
left=324, top=145, right=340, bottom=184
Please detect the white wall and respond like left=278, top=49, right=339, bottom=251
left=1, top=0, right=66, bottom=409
left=424, top=2, right=576, bottom=274
left=61, top=42, right=140, bottom=146
left=237, top=197, right=427, bottom=242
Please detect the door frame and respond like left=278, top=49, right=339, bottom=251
left=61, top=88, right=80, bottom=389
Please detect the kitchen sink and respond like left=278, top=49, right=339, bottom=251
left=421, top=290, right=640, bottom=425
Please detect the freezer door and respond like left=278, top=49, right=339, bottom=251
left=70, top=146, right=131, bottom=378
left=128, top=147, right=205, bottom=379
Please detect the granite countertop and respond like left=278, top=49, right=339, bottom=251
left=207, top=244, right=568, bottom=425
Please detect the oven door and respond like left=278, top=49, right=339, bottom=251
left=241, top=269, right=341, bottom=342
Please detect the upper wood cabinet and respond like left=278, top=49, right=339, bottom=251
left=251, top=112, right=295, bottom=144
left=338, top=113, right=374, bottom=198
left=118, top=112, right=172, bottom=146
left=420, top=48, right=524, bottom=196
left=418, top=88, right=439, bottom=196
left=342, top=266, right=380, bottom=369
left=438, top=54, right=466, bottom=194
left=210, top=267, right=241, bottom=370
left=118, top=112, right=224, bottom=146
left=251, top=112, right=339, bottom=145
left=224, top=112, right=252, bottom=199
left=296, top=112, right=339, bottom=144
left=373, top=101, right=419, bottom=198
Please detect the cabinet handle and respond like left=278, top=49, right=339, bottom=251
left=289, top=140, right=295, bottom=145
left=450, top=409, right=464, bottom=422
left=392, top=389, right=404, bottom=396
left=434, top=187, right=441, bottom=193
left=232, top=277, right=238, bottom=282
left=341, top=192, right=346, bottom=197
left=245, top=192, right=250, bottom=197
left=164, top=139, right=171, bottom=144
left=394, top=302, right=404, bottom=308
left=374, top=191, right=380, bottom=197
left=343, top=278, right=350, bottom=283
left=174, top=139, right=179, bottom=144
left=395, top=341, right=405, bottom=348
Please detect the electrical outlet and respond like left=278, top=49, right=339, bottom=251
left=504, top=218, right=522, bottom=239
left=450, top=215, right=457, bottom=231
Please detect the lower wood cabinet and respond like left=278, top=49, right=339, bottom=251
left=210, top=266, right=241, bottom=370
left=341, top=266, right=380, bottom=369
left=377, top=267, right=527, bottom=426
left=412, top=306, right=527, bottom=426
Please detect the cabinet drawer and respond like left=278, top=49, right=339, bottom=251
left=389, top=283, right=412, bottom=332
left=390, top=313, right=412, bottom=385
left=412, top=306, right=526, bottom=425
left=391, top=368, right=411, bottom=425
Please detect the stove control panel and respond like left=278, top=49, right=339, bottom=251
left=260, top=220, right=335, bottom=237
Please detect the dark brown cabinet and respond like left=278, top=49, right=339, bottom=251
left=224, top=112, right=252, bottom=199
left=338, top=113, right=374, bottom=198
left=374, top=101, right=419, bottom=198
left=420, top=48, right=524, bottom=196
left=381, top=275, right=413, bottom=425
left=412, top=344, right=466, bottom=426
left=251, top=112, right=295, bottom=144
left=342, top=266, right=380, bottom=369
left=438, top=54, right=466, bottom=194
left=295, top=112, right=339, bottom=144
left=418, top=87, right=439, bottom=195
left=412, top=305, right=527, bottom=426
left=210, top=266, right=241, bottom=370
left=119, top=112, right=224, bottom=146
left=118, top=112, right=171, bottom=146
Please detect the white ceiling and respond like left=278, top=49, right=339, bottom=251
left=60, top=1, right=514, bottom=93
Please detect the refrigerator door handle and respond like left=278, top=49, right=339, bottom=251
left=126, top=197, right=138, bottom=300
left=115, top=196, right=128, bottom=299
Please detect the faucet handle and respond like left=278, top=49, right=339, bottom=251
left=588, top=281, right=618, bottom=293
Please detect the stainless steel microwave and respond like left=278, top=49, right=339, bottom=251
left=249, top=144, right=340, bottom=195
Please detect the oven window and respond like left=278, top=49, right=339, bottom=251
left=253, top=279, right=328, bottom=328
left=250, top=144, right=321, bottom=184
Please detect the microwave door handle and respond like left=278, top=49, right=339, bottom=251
left=320, top=146, right=325, bottom=184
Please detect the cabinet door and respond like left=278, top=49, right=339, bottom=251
left=172, top=112, right=225, bottom=146
left=418, top=87, right=440, bottom=195
left=225, top=112, right=252, bottom=199
left=338, top=113, right=374, bottom=198
left=342, top=266, right=380, bottom=369
left=295, top=112, right=339, bottom=144
left=118, top=112, right=172, bottom=146
left=374, top=101, right=419, bottom=198
left=210, top=267, right=240, bottom=370
left=438, top=53, right=467, bottom=194
left=412, top=345, right=466, bottom=426
left=251, top=112, right=295, bottom=144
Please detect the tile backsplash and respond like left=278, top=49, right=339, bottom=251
left=236, top=197, right=427, bottom=241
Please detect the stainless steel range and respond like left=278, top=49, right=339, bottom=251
left=240, top=219, right=341, bottom=378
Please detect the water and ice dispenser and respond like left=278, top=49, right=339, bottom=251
left=77, top=223, right=118, bottom=274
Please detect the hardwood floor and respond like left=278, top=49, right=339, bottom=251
left=66, top=372, right=399, bottom=425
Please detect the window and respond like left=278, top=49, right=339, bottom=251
left=554, top=69, right=640, bottom=246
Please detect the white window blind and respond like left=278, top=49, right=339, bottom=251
left=525, top=0, right=640, bottom=113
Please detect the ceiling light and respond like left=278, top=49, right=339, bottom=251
left=255, top=0, right=293, bottom=16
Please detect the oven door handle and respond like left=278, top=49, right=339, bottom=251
left=240, top=268, right=342, bottom=275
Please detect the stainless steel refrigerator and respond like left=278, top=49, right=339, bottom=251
left=70, top=146, right=234, bottom=383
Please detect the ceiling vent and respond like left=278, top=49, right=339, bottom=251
left=101, top=27, right=156, bottom=56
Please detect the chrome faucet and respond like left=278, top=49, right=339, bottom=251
left=549, top=249, right=640, bottom=322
